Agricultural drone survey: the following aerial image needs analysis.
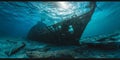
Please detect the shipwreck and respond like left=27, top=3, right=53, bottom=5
left=27, top=2, right=96, bottom=45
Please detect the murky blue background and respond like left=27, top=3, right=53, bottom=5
left=0, top=1, right=120, bottom=39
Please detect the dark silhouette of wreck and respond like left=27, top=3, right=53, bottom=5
left=27, top=2, right=96, bottom=45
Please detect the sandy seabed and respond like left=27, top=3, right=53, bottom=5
left=0, top=32, right=120, bottom=58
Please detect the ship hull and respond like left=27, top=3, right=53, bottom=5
left=27, top=2, right=96, bottom=45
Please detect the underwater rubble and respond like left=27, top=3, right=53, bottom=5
left=6, top=42, right=26, bottom=56
left=26, top=49, right=76, bottom=58
left=81, top=31, right=120, bottom=50
left=1, top=31, right=120, bottom=58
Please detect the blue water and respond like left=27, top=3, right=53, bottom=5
left=0, top=1, right=120, bottom=39
left=82, top=2, right=120, bottom=38
left=0, top=1, right=120, bottom=58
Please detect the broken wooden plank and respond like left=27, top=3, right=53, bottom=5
left=6, top=42, right=26, bottom=56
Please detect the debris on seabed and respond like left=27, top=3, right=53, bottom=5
left=7, top=42, right=26, bottom=56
